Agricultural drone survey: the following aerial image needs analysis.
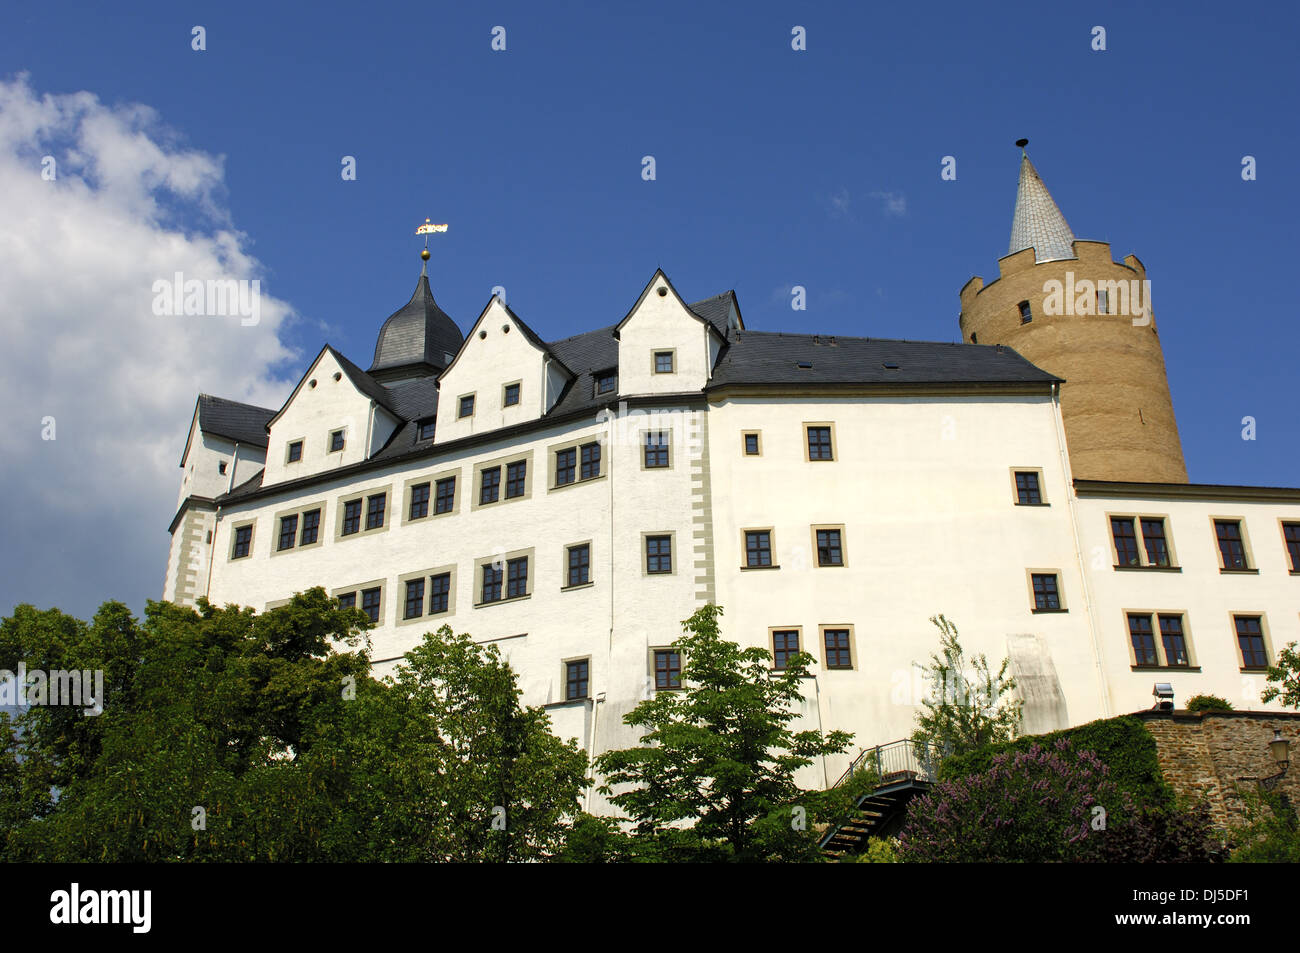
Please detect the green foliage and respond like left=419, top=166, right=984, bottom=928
left=843, top=837, right=899, bottom=863
left=1260, top=641, right=1300, bottom=710
left=594, top=604, right=857, bottom=862
left=910, top=614, right=1022, bottom=758
left=1185, top=694, right=1234, bottom=713
left=939, top=715, right=1174, bottom=810
left=1228, top=787, right=1300, bottom=862
left=0, top=593, right=587, bottom=861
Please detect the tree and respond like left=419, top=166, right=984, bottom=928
left=1185, top=694, right=1234, bottom=713
left=1228, top=787, right=1300, bottom=863
left=910, top=614, right=1022, bottom=759
left=1261, top=640, right=1300, bottom=709
left=593, top=604, right=857, bottom=862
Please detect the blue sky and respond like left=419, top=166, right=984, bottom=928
left=1, top=1, right=1296, bottom=619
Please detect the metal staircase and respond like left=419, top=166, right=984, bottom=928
left=819, top=739, right=942, bottom=858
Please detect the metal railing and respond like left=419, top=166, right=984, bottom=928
left=832, top=739, right=943, bottom=789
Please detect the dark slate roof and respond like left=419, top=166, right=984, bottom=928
left=384, top=376, right=439, bottom=422
left=329, top=346, right=399, bottom=415
left=707, top=332, right=1060, bottom=388
left=369, top=271, right=464, bottom=375
left=687, top=291, right=740, bottom=336
left=197, top=394, right=275, bottom=446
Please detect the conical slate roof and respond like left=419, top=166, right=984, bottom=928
left=369, top=268, right=464, bottom=377
left=1008, top=153, right=1076, bottom=263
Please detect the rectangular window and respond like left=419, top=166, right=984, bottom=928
left=646, top=535, right=672, bottom=574
left=1235, top=616, right=1267, bottom=669
left=1159, top=614, right=1189, bottom=667
left=823, top=629, right=852, bottom=669
left=595, top=372, right=616, bottom=395
left=419, top=418, right=436, bottom=440
left=1097, top=289, right=1109, bottom=314
left=329, top=429, right=345, bottom=452
left=365, top=493, right=386, bottom=530
left=1141, top=518, right=1170, bottom=567
left=816, top=528, right=843, bottom=567
left=505, top=460, right=527, bottom=498
left=287, top=440, right=303, bottom=463
left=807, top=425, right=833, bottom=461
left=336, top=591, right=356, bottom=610
left=409, top=482, right=431, bottom=520
left=772, top=630, right=799, bottom=670
left=458, top=394, right=475, bottom=418
left=1128, top=613, right=1158, bottom=666
left=361, top=587, right=381, bottom=624
left=654, top=351, right=674, bottom=374
left=565, top=659, right=589, bottom=701
left=232, top=525, right=252, bottom=559
left=1283, top=522, right=1300, bottom=572
left=278, top=514, right=298, bottom=551
left=654, top=649, right=681, bottom=690
left=300, top=509, right=320, bottom=546
left=342, top=499, right=362, bottom=535
left=429, top=572, right=451, bottom=614
left=745, top=530, right=772, bottom=568
left=555, top=448, right=577, bottom=486
left=503, top=382, right=521, bottom=407
left=644, top=431, right=669, bottom=468
left=480, top=467, right=501, bottom=504
left=1018, top=300, right=1032, bottom=324
left=743, top=432, right=760, bottom=456
left=404, top=578, right=425, bottom=620
left=1014, top=471, right=1042, bottom=505
left=580, top=442, right=601, bottom=480
left=481, top=563, right=503, bottom=603
left=567, top=543, right=590, bottom=588
left=434, top=476, right=456, bottom=514
left=1216, top=520, right=1249, bottom=570
left=1031, top=573, right=1061, bottom=611
left=1111, top=517, right=1140, bottom=567
left=507, top=557, right=528, bottom=598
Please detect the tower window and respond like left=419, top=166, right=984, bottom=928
left=645, top=535, right=673, bottom=574
left=644, top=431, right=669, bottom=469
left=1018, top=301, right=1032, bottom=324
left=654, top=649, right=682, bottom=690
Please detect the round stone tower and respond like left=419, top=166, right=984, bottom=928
left=959, top=145, right=1187, bottom=483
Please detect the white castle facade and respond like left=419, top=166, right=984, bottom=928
left=164, top=157, right=1300, bottom=811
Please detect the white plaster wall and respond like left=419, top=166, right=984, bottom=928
left=617, top=280, right=713, bottom=395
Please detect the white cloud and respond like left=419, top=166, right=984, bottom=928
left=869, top=190, right=907, bottom=217
left=0, top=74, right=297, bottom=618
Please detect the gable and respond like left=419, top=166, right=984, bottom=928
left=616, top=270, right=721, bottom=395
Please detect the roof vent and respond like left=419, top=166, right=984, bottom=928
left=813, top=334, right=820, bottom=344
left=828, top=336, right=837, bottom=346
left=882, top=361, right=900, bottom=370
left=797, top=361, right=813, bottom=369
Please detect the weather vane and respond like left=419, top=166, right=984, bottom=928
left=415, top=217, right=448, bottom=261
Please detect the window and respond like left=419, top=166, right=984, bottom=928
left=1215, top=520, right=1250, bottom=570
left=287, top=440, right=303, bottom=463
left=1111, top=518, right=1141, bottom=567
left=232, top=525, right=252, bottom=559
left=816, top=528, right=843, bottom=567
left=566, top=543, right=590, bottom=588
left=505, top=460, right=527, bottom=499
left=337, top=592, right=356, bottom=610
left=565, top=659, right=589, bottom=700
left=360, top=587, right=382, bottom=624
left=1031, top=573, right=1062, bottom=611
left=404, top=578, right=425, bottom=620
left=1014, top=470, right=1043, bottom=505
left=654, top=649, right=681, bottom=690
left=435, top=476, right=456, bottom=514
left=458, top=394, right=475, bottom=418
left=506, top=556, right=528, bottom=598
left=341, top=499, right=362, bottom=536
left=1285, top=522, right=1300, bottom=572
left=503, top=382, right=521, bottom=407
left=1097, top=289, right=1110, bottom=314
left=329, top=429, right=345, bottom=453
left=1128, top=614, right=1158, bottom=666
left=772, top=630, right=799, bottom=670
left=1159, top=615, right=1189, bottom=667
left=1141, top=518, right=1170, bottom=567
left=409, top=482, right=431, bottom=521
left=654, top=351, right=674, bottom=374
left=743, top=432, right=761, bottom=456
left=646, top=535, right=672, bottom=574
left=823, top=629, right=852, bottom=669
left=429, top=573, right=451, bottom=614
left=481, top=563, right=503, bottom=603
left=480, top=467, right=501, bottom=504
left=580, top=442, right=601, bottom=480
left=807, top=425, right=833, bottom=461
left=745, top=530, right=772, bottom=568
left=300, top=509, right=320, bottom=545
left=365, top=493, right=386, bottom=530
left=218, top=460, right=227, bottom=475
left=595, top=371, right=617, bottom=395
left=277, top=514, right=298, bottom=551
left=1111, top=514, right=1177, bottom=569
left=419, top=418, right=436, bottom=440
left=1018, top=300, right=1032, bottom=324
left=1235, top=615, right=1268, bottom=669
left=555, top=448, right=577, bottom=486
left=644, top=431, right=669, bottom=469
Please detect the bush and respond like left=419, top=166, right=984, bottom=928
left=1185, top=694, right=1234, bottom=713
left=1228, top=788, right=1300, bottom=863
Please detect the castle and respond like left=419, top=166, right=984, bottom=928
left=164, top=148, right=1300, bottom=811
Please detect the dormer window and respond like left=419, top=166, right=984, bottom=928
left=418, top=419, right=436, bottom=440
left=595, top=371, right=617, bottom=395
left=329, top=429, right=345, bottom=453
left=503, top=382, right=521, bottom=407
left=458, top=394, right=476, bottom=418
left=654, top=351, right=675, bottom=374
left=287, top=440, right=303, bottom=463
left=1018, top=301, right=1033, bottom=324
